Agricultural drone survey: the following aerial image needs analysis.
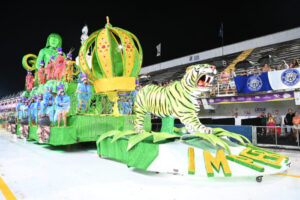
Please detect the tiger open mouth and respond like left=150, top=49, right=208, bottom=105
left=197, top=74, right=214, bottom=87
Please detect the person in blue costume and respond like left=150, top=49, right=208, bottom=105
left=20, top=98, right=30, bottom=122
left=16, top=97, right=23, bottom=122
left=122, top=97, right=129, bottom=115
left=131, top=81, right=140, bottom=99
left=126, top=98, right=133, bottom=114
left=118, top=97, right=123, bottom=114
left=43, top=87, right=55, bottom=123
left=77, top=68, right=83, bottom=83
left=29, top=96, right=37, bottom=125
left=76, top=73, right=91, bottom=113
left=130, top=83, right=140, bottom=110
left=55, top=84, right=70, bottom=127
left=35, top=94, right=44, bottom=123
left=19, top=98, right=30, bottom=139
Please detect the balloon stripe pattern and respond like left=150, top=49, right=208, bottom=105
left=78, top=18, right=143, bottom=94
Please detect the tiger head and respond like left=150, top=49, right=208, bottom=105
left=181, top=64, right=217, bottom=93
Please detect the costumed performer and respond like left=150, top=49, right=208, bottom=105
left=8, top=113, right=16, bottom=135
left=21, top=99, right=30, bottom=123
left=36, top=93, right=51, bottom=143
left=35, top=94, right=44, bottom=123
left=16, top=97, right=23, bottom=122
left=19, top=99, right=30, bottom=139
left=64, top=52, right=74, bottom=83
left=55, top=84, right=70, bottom=127
left=38, top=60, right=46, bottom=84
left=26, top=71, right=35, bottom=91
left=43, top=87, right=55, bottom=123
left=29, top=96, right=37, bottom=125
left=126, top=98, right=133, bottom=114
left=45, top=56, right=55, bottom=80
left=76, top=73, right=91, bottom=113
left=54, top=48, right=65, bottom=81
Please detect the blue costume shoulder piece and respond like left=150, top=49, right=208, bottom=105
left=77, top=83, right=91, bottom=102
left=42, top=93, right=55, bottom=122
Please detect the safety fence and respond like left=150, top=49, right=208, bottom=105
left=252, top=125, right=300, bottom=149
left=152, top=122, right=300, bottom=150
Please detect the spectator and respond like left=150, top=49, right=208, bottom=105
left=251, top=66, right=261, bottom=76
left=220, top=71, right=230, bottom=94
left=267, top=113, right=275, bottom=135
left=285, top=108, right=295, bottom=136
left=274, top=110, right=282, bottom=135
left=289, top=59, right=299, bottom=68
left=262, top=64, right=271, bottom=72
left=277, top=60, right=289, bottom=70
left=258, top=112, right=267, bottom=136
left=240, top=69, right=249, bottom=76
left=210, top=85, right=217, bottom=96
left=293, top=111, right=300, bottom=143
left=228, top=69, right=236, bottom=93
left=234, top=112, right=241, bottom=126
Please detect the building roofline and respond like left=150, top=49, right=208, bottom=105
left=140, top=27, right=300, bottom=74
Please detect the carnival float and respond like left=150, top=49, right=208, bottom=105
left=8, top=17, right=290, bottom=182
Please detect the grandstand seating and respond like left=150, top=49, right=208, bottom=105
left=142, top=38, right=300, bottom=96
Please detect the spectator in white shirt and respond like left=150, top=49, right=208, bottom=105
left=277, top=60, right=289, bottom=70
left=234, top=112, right=242, bottom=126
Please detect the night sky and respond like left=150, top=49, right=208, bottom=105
left=0, top=1, right=299, bottom=97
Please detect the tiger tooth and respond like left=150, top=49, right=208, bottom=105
left=205, top=75, right=208, bottom=83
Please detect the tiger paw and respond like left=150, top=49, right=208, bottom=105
left=199, top=126, right=213, bottom=134
left=134, top=126, right=144, bottom=133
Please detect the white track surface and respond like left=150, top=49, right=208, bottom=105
left=0, top=129, right=300, bottom=200
left=147, top=140, right=290, bottom=177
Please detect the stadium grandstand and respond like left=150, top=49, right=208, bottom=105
left=141, top=27, right=300, bottom=149
left=140, top=27, right=300, bottom=95
left=0, top=91, right=23, bottom=114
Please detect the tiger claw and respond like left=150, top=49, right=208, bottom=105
left=134, top=125, right=144, bottom=133
left=199, top=126, right=213, bottom=134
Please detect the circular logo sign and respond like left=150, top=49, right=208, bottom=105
left=247, top=76, right=263, bottom=92
left=281, top=69, right=300, bottom=86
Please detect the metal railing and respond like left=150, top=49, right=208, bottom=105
left=252, top=125, right=300, bottom=149
left=152, top=122, right=300, bottom=150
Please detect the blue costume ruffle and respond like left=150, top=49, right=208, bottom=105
left=54, top=94, right=71, bottom=122
left=29, top=102, right=37, bottom=122
left=76, top=83, right=91, bottom=110
left=16, top=102, right=23, bottom=119
left=43, top=91, right=55, bottom=122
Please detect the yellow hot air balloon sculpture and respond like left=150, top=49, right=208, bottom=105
left=78, top=17, right=143, bottom=115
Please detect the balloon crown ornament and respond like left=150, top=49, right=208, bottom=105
left=78, top=16, right=143, bottom=94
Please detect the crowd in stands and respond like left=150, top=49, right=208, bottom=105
left=217, top=58, right=299, bottom=95
left=142, top=58, right=299, bottom=96
left=257, top=108, right=299, bottom=143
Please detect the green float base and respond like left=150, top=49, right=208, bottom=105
left=97, top=137, right=158, bottom=170
left=27, top=126, right=77, bottom=146
left=15, top=114, right=151, bottom=146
